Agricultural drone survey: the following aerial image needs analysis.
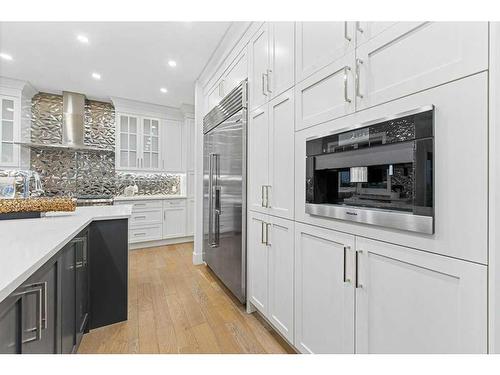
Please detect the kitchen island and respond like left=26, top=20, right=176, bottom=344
left=0, top=205, right=132, bottom=353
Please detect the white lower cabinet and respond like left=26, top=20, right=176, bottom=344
left=294, top=223, right=355, bottom=354
left=355, top=237, right=487, bottom=354
left=248, top=212, right=294, bottom=343
left=163, top=199, right=187, bottom=238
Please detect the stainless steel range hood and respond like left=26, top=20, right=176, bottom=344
left=16, top=91, right=114, bottom=152
left=62, top=91, right=86, bottom=148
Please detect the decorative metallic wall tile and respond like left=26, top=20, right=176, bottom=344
left=115, top=172, right=181, bottom=196
left=28, top=92, right=181, bottom=198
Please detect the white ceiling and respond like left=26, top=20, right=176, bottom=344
left=0, top=22, right=231, bottom=107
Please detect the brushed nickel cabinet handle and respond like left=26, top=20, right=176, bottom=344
left=355, top=250, right=363, bottom=288
left=15, top=284, right=44, bottom=343
left=356, top=21, right=364, bottom=34
left=343, top=246, right=351, bottom=283
left=355, top=58, right=364, bottom=99
left=266, top=69, right=272, bottom=93
left=266, top=223, right=271, bottom=246
left=261, top=221, right=266, bottom=244
left=261, top=73, right=267, bottom=96
left=344, top=66, right=352, bottom=103
left=344, top=21, right=352, bottom=41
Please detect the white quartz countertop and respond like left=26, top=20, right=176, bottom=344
left=114, top=194, right=187, bottom=201
left=0, top=205, right=132, bottom=303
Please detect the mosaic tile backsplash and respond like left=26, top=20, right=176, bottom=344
left=27, top=92, right=181, bottom=197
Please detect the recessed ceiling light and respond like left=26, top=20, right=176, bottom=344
left=6, top=108, right=14, bottom=112
left=0, top=53, right=13, bottom=61
left=168, top=60, right=177, bottom=67
left=160, top=88, right=168, bottom=93
left=77, top=35, right=89, bottom=44
left=92, top=72, right=101, bottom=80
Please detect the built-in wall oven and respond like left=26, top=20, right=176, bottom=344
left=305, top=106, right=434, bottom=234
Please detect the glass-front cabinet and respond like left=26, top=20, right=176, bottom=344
left=116, top=113, right=161, bottom=171
left=0, top=96, right=19, bottom=167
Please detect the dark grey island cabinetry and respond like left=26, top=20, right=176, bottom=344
left=0, top=218, right=128, bottom=354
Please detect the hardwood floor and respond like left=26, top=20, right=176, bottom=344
left=78, top=242, right=295, bottom=354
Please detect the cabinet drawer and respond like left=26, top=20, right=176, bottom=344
left=356, top=22, right=488, bottom=111
left=129, top=225, right=162, bottom=243
left=116, top=200, right=163, bottom=211
left=163, top=199, right=186, bottom=209
left=130, top=209, right=162, bottom=227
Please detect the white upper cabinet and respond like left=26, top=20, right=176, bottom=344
left=162, top=119, right=184, bottom=172
left=268, top=22, right=295, bottom=99
left=295, top=51, right=355, bottom=131
left=116, top=114, right=139, bottom=170
left=223, top=49, right=248, bottom=96
left=295, top=223, right=355, bottom=354
left=268, top=89, right=295, bottom=219
left=248, top=106, right=269, bottom=214
left=295, top=22, right=355, bottom=83
left=249, top=24, right=270, bottom=111
left=355, top=237, right=487, bottom=353
left=206, top=80, right=223, bottom=114
left=248, top=88, right=295, bottom=219
left=0, top=96, right=20, bottom=167
left=355, top=22, right=488, bottom=110
left=141, top=117, right=161, bottom=170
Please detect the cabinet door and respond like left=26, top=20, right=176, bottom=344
left=268, top=89, right=294, bottom=219
left=356, top=22, right=488, bottom=111
left=247, top=106, right=269, bottom=213
left=295, top=51, right=355, bottom=131
left=164, top=207, right=187, bottom=238
left=295, top=22, right=355, bottom=83
left=207, top=80, right=223, bottom=113
left=116, top=114, right=139, bottom=170
left=0, top=96, right=19, bottom=167
left=269, top=22, right=295, bottom=99
left=267, top=216, right=294, bottom=343
left=247, top=212, right=269, bottom=314
left=61, top=242, right=76, bottom=354
left=141, top=117, right=161, bottom=170
left=186, top=117, right=195, bottom=171
left=295, top=223, right=355, bottom=354
left=249, top=23, right=270, bottom=111
left=355, top=237, right=487, bottom=353
left=223, top=49, right=248, bottom=96
left=0, top=296, right=21, bottom=353
left=163, top=119, right=184, bottom=172
left=354, top=21, right=397, bottom=46
left=22, top=263, right=57, bottom=354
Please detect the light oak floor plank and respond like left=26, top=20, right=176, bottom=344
left=78, top=242, right=294, bottom=354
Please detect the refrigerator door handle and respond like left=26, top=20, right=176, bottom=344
left=208, top=153, right=214, bottom=247
left=210, top=153, right=221, bottom=248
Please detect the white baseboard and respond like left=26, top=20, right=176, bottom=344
left=129, top=236, right=194, bottom=250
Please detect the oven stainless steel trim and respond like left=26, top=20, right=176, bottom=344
left=305, top=203, right=434, bottom=234
left=305, top=105, right=435, bottom=142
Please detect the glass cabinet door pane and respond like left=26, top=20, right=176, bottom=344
left=120, top=116, right=128, bottom=132
left=144, top=119, right=150, bottom=134
left=120, top=133, right=128, bottom=149
left=144, top=154, right=151, bottom=168
left=152, top=153, right=159, bottom=168
left=120, top=151, right=128, bottom=167
left=130, top=151, right=137, bottom=167
left=143, top=135, right=151, bottom=152
left=2, top=120, right=13, bottom=141
left=152, top=120, right=159, bottom=136
left=1, top=143, right=13, bottom=162
left=152, top=137, right=158, bottom=152
left=129, top=117, right=137, bottom=133
left=2, top=99, right=14, bottom=120
left=129, top=135, right=137, bottom=151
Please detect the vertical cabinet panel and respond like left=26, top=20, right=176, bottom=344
left=267, top=217, right=294, bottom=343
left=268, top=89, right=295, bottom=219
left=248, top=212, right=269, bottom=314
left=269, top=22, right=295, bottom=99
left=163, top=119, right=184, bottom=172
left=295, top=22, right=355, bottom=83
left=355, top=238, right=487, bottom=353
left=223, top=50, right=248, bottom=95
left=295, top=51, right=355, bottom=131
left=116, top=114, right=139, bottom=169
left=294, top=223, right=355, bottom=354
left=248, top=106, right=269, bottom=213
left=0, top=96, right=20, bottom=167
left=164, top=205, right=187, bottom=238
left=0, top=297, right=21, bottom=353
left=355, top=22, right=488, bottom=110
left=250, top=24, right=270, bottom=111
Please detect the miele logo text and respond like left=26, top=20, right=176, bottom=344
left=346, top=211, right=358, bottom=216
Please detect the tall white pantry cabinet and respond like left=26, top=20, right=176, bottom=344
left=200, top=21, right=494, bottom=354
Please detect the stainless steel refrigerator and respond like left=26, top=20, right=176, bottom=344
left=203, top=80, right=247, bottom=303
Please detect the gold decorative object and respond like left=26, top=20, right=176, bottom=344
left=0, top=197, right=76, bottom=214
